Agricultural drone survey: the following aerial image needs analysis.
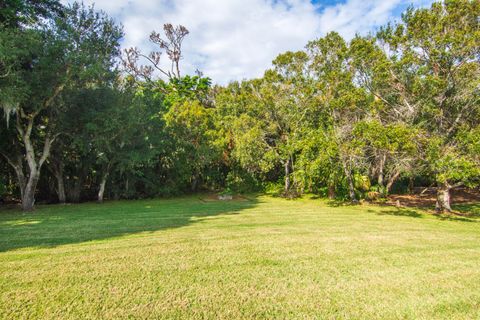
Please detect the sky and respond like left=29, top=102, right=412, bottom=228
left=63, top=0, right=434, bottom=84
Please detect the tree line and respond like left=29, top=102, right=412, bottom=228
left=1, top=0, right=479, bottom=212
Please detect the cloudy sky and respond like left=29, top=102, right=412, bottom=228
left=63, top=0, right=434, bottom=84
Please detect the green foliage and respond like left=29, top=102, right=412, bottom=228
left=354, top=174, right=371, bottom=192
left=426, top=136, right=480, bottom=188
left=0, top=0, right=63, bottom=28
left=225, top=170, right=260, bottom=194
left=0, top=0, right=479, bottom=207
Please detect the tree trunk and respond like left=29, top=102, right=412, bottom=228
left=327, top=184, right=335, bottom=199
left=341, top=158, right=356, bottom=202
left=3, top=155, right=27, bottom=202
left=435, top=181, right=452, bottom=213
left=284, top=158, right=291, bottom=194
left=67, top=166, right=88, bottom=203
left=191, top=174, right=198, bottom=192
left=377, top=153, right=386, bottom=194
left=3, top=117, right=54, bottom=211
left=68, top=177, right=83, bottom=203
left=97, top=172, right=109, bottom=203
left=386, top=170, right=401, bottom=195
left=56, top=173, right=66, bottom=204
left=21, top=171, right=39, bottom=211
left=51, top=161, right=66, bottom=204
left=408, top=176, right=414, bottom=194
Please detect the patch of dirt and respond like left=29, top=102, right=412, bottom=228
left=385, top=188, right=480, bottom=208
left=199, top=194, right=252, bottom=202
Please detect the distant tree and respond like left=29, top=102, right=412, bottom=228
left=353, top=120, right=419, bottom=196
left=220, top=51, right=313, bottom=195
left=307, top=32, right=373, bottom=202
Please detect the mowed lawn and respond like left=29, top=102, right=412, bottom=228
left=1, top=196, right=479, bottom=319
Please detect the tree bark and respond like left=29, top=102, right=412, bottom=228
left=377, top=153, right=386, bottom=194
left=191, top=174, right=198, bottom=192
left=435, top=181, right=452, bottom=213
left=1, top=153, right=37, bottom=210
left=66, top=165, right=88, bottom=203
left=21, top=171, right=39, bottom=211
left=1, top=154, right=26, bottom=201
left=341, top=157, right=356, bottom=202
left=97, top=171, right=109, bottom=203
left=408, top=176, right=414, bottom=194
left=327, top=184, right=335, bottom=199
left=67, top=177, right=83, bottom=203
left=55, top=171, right=66, bottom=204
left=6, top=116, right=55, bottom=211
left=386, top=170, right=401, bottom=194
left=284, top=158, right=291, bottom=194
left=50, top=160, right=66, bottom=204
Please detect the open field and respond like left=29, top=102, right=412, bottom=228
left=1, top=196, right=480, bottom=319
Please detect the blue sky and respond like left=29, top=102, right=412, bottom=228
left=63, top=0, right=434, bottom=84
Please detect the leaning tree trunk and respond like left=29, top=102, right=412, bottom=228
left=21, top=170, right=40, bottom=211
left=20, top=122, right=53, bottom=211
left=2, top=155, right=26, bottom=204
left=435, top=181, right=452, bottom=213
left=97, top=172, right=109, bottom=203
left=385, top=169, right=401, bottom=195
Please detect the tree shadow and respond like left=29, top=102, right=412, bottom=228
left=325, top=199, right=360, bottom=207
left=375, top=208, right=423, bottom=218
left=374, top=206, right=479, bottom=223
left=0, top=196, right=259, bottom=252
left=452, top=203, right=480, bottom=218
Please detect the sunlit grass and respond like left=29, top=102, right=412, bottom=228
left=1, top=196, right=479, bottom=319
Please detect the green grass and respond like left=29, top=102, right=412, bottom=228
left=1, top=196, right=479, bottom=319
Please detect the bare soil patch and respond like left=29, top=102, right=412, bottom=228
left=386, top=188, right=480, bottom=208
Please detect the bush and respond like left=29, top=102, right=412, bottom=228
left=226, top=170, right=260, bottom=193
left=263, top=181, right=284, bottom=196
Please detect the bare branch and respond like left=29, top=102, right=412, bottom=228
left=123, top=24, right=189, bottom=81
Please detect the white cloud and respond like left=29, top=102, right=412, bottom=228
left=63, top=0, right=434, bottom=84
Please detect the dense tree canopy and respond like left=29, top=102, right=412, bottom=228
left=0, top=0, right=479, bottom=212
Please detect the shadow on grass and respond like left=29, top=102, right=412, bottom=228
left=374, top=205, right=479, bottom=223
left=375, top=208, right=423, bottom=218
left=0, top=195, right=259, bottom=252
left=452, top=203, right=480, bottom=218
left=325, top=199, right=360, bottom=207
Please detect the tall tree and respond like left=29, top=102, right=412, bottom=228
left=307, top=32, right=372, bottom=202
left=221, top=51, right=312, bottom=195
left=0, top=2, right=122, bottom=210
left=375, top=0, right=480, bottom=211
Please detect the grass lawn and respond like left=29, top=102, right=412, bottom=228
left=1, top=196, right=479, bottom=319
